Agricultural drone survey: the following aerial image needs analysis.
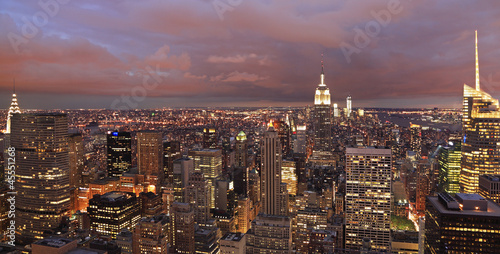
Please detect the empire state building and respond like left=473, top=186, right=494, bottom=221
left=313, top=61, right=332, bottom=154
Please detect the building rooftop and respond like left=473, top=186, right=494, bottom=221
left=33, top=238, right=75, bottom=248
left=67, top=248, right=107, bottom=254
left=221, top=232, right=245, bottom=242
left=428, top=193, right=500, bottom=217
left=93, top=191, right=134, bottom=203
left=481, top=174, right=500, bottom=182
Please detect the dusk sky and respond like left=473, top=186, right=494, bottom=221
left=1, top=0, right=500, bottom=109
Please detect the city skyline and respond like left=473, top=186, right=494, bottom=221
left=3, top=2, right=500, bottom=253
left=1, top=1, right=500, bottom=109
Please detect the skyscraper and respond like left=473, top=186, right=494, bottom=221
left=68, top=133, right=84, bottom=189
left=313, top=60, right=332, bottom=153
left=246, top=123, right=292, bottom=253
left=235, top=131, right=248, bottom=168
left=410, top=123, right=422, bottom=156
left=137, top=131, right=164, bottom=184
left=425, top=193, right=500, bottom=253
left=281, top=160, right=297, bottom=196
left=163, top=141, right=181, bottom=184
left=292, top=125, right=306, bottom=154
left=261, top=123, right=287, bottom=216
left=346, top=95, right=352, bottom=118
left=438, top=141, right=461, bottom=193
left=460, top=30, right=500, bottom=193
left=188, top=148, right=222, bottom=209
left=5, top=81, right=21, bottom=134
left=203, top=127, right=218, bottom=149
left=107, top=131, right=132, bottom=177
left=185, top=172, right=210, bottom=225
left=132, top=214, right=169, bottom=254
left=88, top=191, right=140, bottom=239
left=172, top=202, right=195, bottom=253
left=12, top=113, right=70, bottom=244
left=345, top=147, right=392, bottom=251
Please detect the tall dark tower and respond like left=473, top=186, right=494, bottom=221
left=107, top=131, right=132, bottom=177
left=313, top=59, right=332, bottom=153
left=12, top=113, right=70, bottom=244
left=235, top=131, right=248, bottom=168
left=203, top=127, right=218, bottom=149
left=261, top=122, right=288, bottom=216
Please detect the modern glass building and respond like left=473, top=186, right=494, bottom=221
left=439, top=142, right=461, bottom=194
left=460, top=31, right=500, bottom=193
left=107, top=131, right=132, bottom=177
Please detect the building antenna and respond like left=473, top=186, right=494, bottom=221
left=475, top=30, right=480, bottom=91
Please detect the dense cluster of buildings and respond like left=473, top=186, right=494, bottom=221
left=1, top=31, right=500, bottom=254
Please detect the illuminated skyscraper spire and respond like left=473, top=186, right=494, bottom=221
left=320, top=53, right=325, bottom=85
left=6, top=79, right=21, bottom=134
left=475, top=30, right=480, bottom=91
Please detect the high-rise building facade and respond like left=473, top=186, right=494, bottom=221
left=313, top=63, right=332, bottom=153
left=281, top=160, right=297, bottom=196
left=246, top=214, right=292, bottom=253
left=425, top=193, right=500, bottom=253
left=261, top=124, right=287, bottom=216
left=292, top=125, right=306, bottom=154
left=88, top=191, right=140, bottom=239
left=12, top=113, right=70, bottom=244
left=346, top=95, right=352, bottom=118
left=137, top=131, right=164, bottom=180
left=188, top=148, right=222, bottom=209
left=438, top=141, right=461, bottom=193
left=132, top=214, right=169, bottom=254
left=107, top=131, right=132, bottom=177
left=164, top=141, right=181, bottom=184
left=479, top=174, right=500, bottom=205
left=246, top=124, right=292, bottom=253
left=203, top=127, right=218, bottom=149
left=460, top=31, right=500, bottom=193
left=185, top=172, right=210, bottom=225
left=235, top=131, right=248, bottom=168
left=68, top=133, right=84, bottom=189
left=172, top=202, right=195, bottom=253
left=410, top=123, right=422, bottom=156
left=173, top=157, right=194, bottom=202
left=345, top=147, right=392, bottom=251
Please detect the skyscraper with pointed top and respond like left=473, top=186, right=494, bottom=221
left=6, top=80, right=21, bottom=134
left=313, top=58, right=332, bottom=153
left=460, top=30, right=500, bottom=193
